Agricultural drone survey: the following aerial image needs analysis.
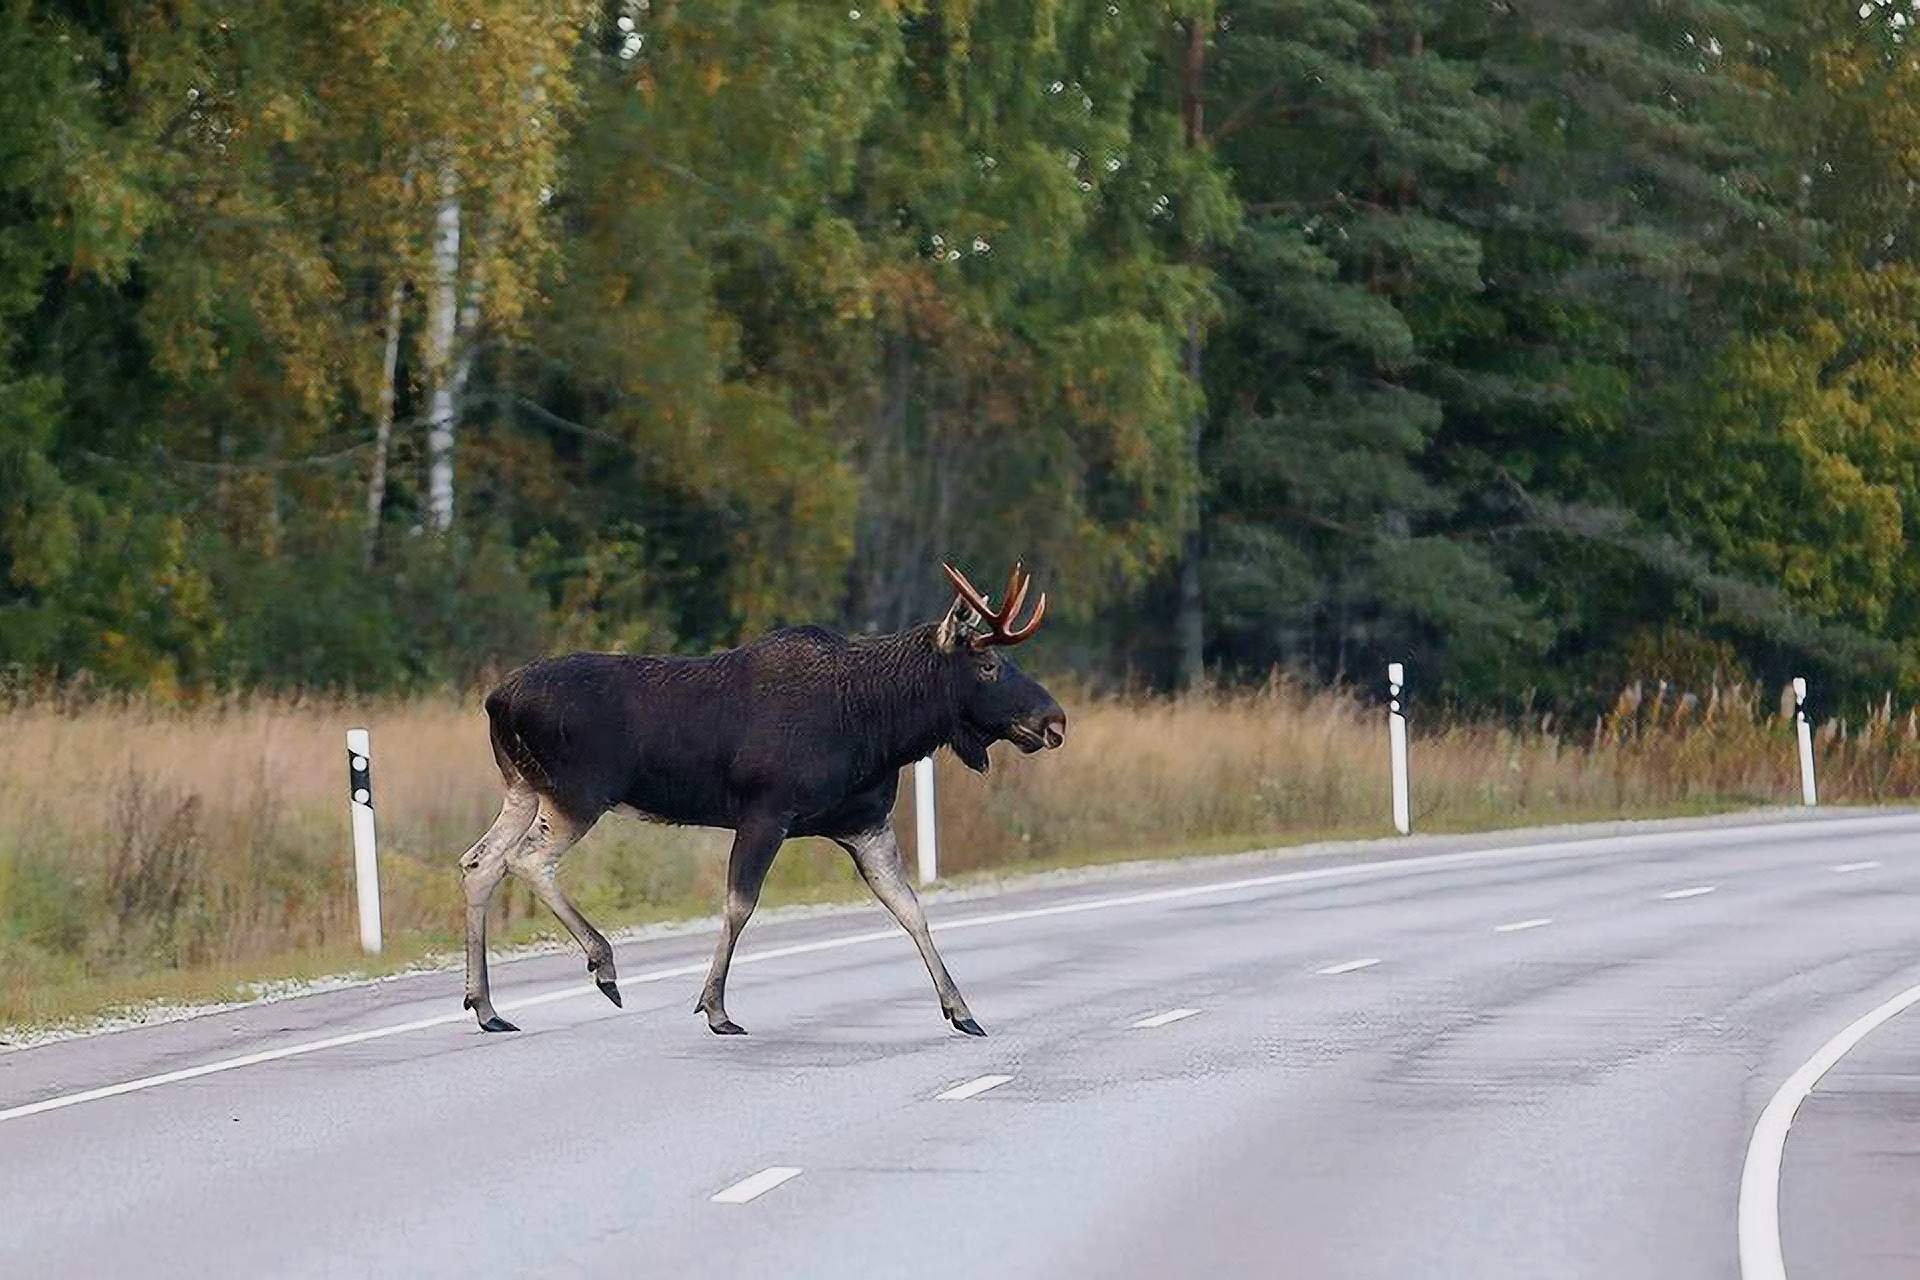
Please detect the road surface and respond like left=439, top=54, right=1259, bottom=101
left=4, top=809, right=1920, bottom=1278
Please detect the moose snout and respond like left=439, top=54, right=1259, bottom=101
left=1040, top=709, right=1067, bottom=749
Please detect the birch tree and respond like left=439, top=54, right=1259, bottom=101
left=402, top=2, right=588, bottom=536
left=423, top=161, right=463, bottom=531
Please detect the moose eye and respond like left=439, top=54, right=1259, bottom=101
left=972, top=652, right=1001, bottom=680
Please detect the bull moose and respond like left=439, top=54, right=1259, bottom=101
left=457, top=560, right=1067, bottom=1037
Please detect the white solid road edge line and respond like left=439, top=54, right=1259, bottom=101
left=711, top=1166, right=804, bottom=1205
left=1832, top=860, right=1881, bottom=873
left=1316, top=958, right=1383, bottom=976
left=1493, top=918, right=1553, bottom=933
left=1738, top=978, right=1920, bottom=1280
left=1130, top=1008, right=1201, bottom=1029
left=935, top=1074, right=1013, bottom=1101
left=1661, top=885, right=1718, bottom=900
left=4, top=810, right=1912, bottom=1127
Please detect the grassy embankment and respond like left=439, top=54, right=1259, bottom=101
left=1, top=680, right=1910, bottom=1031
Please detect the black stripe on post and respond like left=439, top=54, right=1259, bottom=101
left=348, top=748, right=373, bottom=808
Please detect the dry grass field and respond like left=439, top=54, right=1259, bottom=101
left=2, top=678, right=1913, bottom=1030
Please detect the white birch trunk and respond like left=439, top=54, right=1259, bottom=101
left=424, top=162, right=461, bottom=533
left=450, top=257, right=484, bottom=410
left=363, top=279, right=406, bottom=564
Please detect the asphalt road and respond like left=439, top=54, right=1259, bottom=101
left=4, top=809, right=1920, bottom=1278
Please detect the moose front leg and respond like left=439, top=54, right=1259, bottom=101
left=835, top=823, right=984, bottom=1036
left=697, top=814, right=788, bottom=1035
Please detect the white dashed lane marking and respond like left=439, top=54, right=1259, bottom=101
left=1660, top=885, right=1717, bottom=900
left=1493, top=917, right=1553, bottom=933
left=1129, top=1008, right=1201, bottom=1030
left=1833, top=860, right=1881, bottom=874
left=935, top=1074, right=1013, bottom=1101
left=711, top=1167, right=804, bottom=1204
left=1316, top=958, right=1383, bottom=976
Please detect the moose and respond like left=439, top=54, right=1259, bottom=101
left=458, top=560, right=1067, bottom=1037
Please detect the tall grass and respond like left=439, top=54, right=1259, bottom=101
left=1, top=679, right=1912, bottom=1029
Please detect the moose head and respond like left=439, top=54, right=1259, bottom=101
left=934, top=560, right=1068, bottom=773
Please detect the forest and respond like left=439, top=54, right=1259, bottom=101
left=4, top=0, right=1920, bottom=713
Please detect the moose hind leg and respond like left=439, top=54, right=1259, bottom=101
left=836, top=824, right=983, bottom=1036
left=697, top=815, right=787, bottom=1035
left=461, top=784, right=538, bottom=1032
left=506, top=802, right=612, bottom=1004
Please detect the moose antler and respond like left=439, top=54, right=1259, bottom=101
left=941, top=560, right=1048, bottom=649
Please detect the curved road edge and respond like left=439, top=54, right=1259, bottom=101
left=1738, top=975, right=1920, bottom=1280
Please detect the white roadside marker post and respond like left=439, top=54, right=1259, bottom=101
left=914, top=756, right=938, bottom=885
left=1793, top=677, right=1818, bottom=807
left=1387, top=661, right=1412, bottom=835
left=345, top=728, right=384, bottom=954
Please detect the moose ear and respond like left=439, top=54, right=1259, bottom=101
left=934, top=596, right=969, bottom=652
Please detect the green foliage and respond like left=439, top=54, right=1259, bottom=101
left=1, top=0, right=1919, bottom=712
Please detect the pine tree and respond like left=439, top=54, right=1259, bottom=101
left=1199, top=0, right=1520, bottom=691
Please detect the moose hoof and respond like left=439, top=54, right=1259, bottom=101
left=597, top=979, right=624, bottom=1008
left=478, top=1015, right=520, bottom=1033
left=951, top=1016, right=987, bottom=1037
left=708, top=1019, right=748, bottom=1036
